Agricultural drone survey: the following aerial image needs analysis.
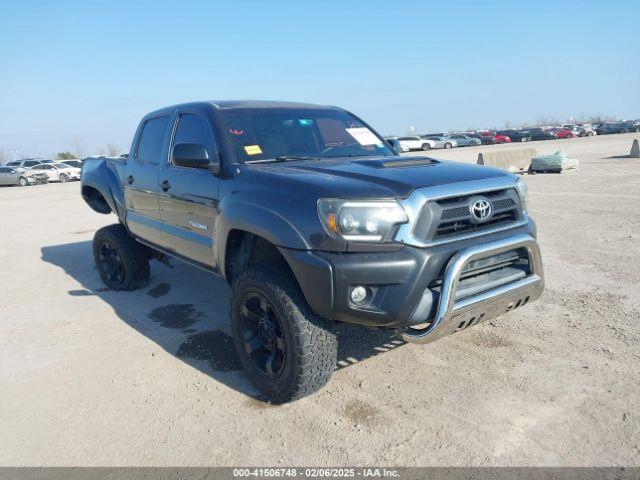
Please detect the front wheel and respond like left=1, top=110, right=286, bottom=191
left=93, top=224, right=150, bottom=290
left=521, top=137, right=528, bottom=142
left=444, top=142, right=452, bottom=149
left=421, top=143, right=431, bottom=151
left=18, top=177, right=28, bottom=187
left=231, top=268, right=337, bottom=403
left=59, top=173, right=68, bottom=183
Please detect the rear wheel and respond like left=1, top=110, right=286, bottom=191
left=59, top=173, right=68, bottom=183
left=444, top=142, right=452, bottom=149
left=521, top=137, right=528, bottom=142
left=18, top=177, right=28, bottom=187
left=93, top=224, right=150, bottom=290
left=231, top=267, right=337, bottom=403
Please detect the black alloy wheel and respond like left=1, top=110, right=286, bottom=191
left=238, top=291, right=286, bottom=379
left=97, top=239, right=125, bottom=287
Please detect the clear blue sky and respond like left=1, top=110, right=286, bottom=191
left=1, top=0, right=639, bottom=158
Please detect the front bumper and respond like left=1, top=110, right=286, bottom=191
left=400, top=233, right=543, bottom=344
left=279, top=222, right=544, bottom=341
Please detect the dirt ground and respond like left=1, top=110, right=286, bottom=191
left=0, top=133, right=639, bottom=466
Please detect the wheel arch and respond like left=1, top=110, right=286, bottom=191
left=222, top=228, right=334, bottom=319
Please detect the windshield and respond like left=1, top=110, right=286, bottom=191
left=219, top=108, right=393, bottom=163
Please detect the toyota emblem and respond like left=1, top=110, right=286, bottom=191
left=470, top=199, right=492, bottom=221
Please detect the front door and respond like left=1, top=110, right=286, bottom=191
left=124, top=114, right=172, bottom=246
left=0, top=168, right=10, bottom=185
left=159, top=111, right=220, bottom=269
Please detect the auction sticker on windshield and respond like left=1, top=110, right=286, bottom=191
left=244, top=145, right=263, bottom=155
left=346, top=127, right=383, bottom=146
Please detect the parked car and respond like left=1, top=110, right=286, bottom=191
left=546, top=127, right=576, bottom=139
left=496, top=129, right=532, bottom=143
left=621, top=121, right=640, bottom=132
left=385, top=137, right=409, bottom=152
left=31, top=163, right=81, bottom=182
left=421, top=135, right=457, bottom=149
left=59, top=159, right=84, bottom=169
left=562, top=124, right=595, bottom=137
left=81, top=100, right=543, bottom=402
left=397, top=136, right=435, bottom=151
left=445, top=134, right=481, bottom=147
left=480, top=131, right=511, bottom=144
left=595, top=123, right=629, bottom=135
left=5, top=159, right=45, bottom=169
left=522, top=128, right=556, bottom=141
left=466, top=133, right=495, bottom=145
left=0, top=166, right=48, bottom=186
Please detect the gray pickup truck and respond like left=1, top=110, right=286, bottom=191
left=81, top=100, right=544, bottom=402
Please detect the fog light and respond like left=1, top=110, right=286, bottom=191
left=350, top=285, right=368, bottom=304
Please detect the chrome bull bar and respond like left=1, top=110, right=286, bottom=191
left=402, top=233, right=544, bottom=344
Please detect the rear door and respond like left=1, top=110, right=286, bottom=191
left=124, top=115, right=172, bottom=245
left=159, top=110, right=220, bottom=268
left=0, top=168, right=9, bottom=185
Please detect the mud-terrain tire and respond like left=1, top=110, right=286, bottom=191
left=230, top=267, right=337, bottom=403
left=93, top=224, right=150, bottom=290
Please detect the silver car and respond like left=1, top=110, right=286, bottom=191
left=0, top=166, right=48, bottom=186
left=421, top=135, right=458, bottom=149
left=445, top=133, right=482, bottom=147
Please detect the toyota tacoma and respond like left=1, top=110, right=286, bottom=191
left=81, top=100, right=544, bottom=402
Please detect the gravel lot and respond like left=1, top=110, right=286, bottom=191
left=1, top=134, right=639, bottom=466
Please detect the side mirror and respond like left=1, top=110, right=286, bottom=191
left=172, top=143, right=219, bottom=174
left=386, top=139, right=402, bottom=155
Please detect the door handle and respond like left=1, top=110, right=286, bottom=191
left=126, top=175, right=134, bottom=185
left=161, top=180, right=171, bottom=192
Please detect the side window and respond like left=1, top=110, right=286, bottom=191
left=7, top=162, right=19, bottom=166
left=136, top=116, right=171, bottom=166
left=172, top=113, right=216, bottom=165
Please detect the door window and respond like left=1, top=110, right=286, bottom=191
left=136, top=116, right=171, bottom=166
left=172, top=113, right=216, bottom=166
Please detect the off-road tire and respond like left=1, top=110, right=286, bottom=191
left=230, top=267, right=337, bottom=403
left=93, top=224, right=150, bottom=290
left=18, top=177, right=28, bottom=187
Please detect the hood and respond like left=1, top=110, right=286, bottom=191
left=242, top=155, right=512, bottom=199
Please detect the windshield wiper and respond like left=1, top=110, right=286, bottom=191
left=245, top=155, right=318, bottom=164
left=274, top=155, right=318, bottom=162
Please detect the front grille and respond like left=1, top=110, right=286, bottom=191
left=435, top=211, right=518, bottom=238
left=430, top=248, right=531, bottom=301
left=412, top=188, right=522, bottom=243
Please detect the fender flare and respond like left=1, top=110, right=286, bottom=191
left=217, top=201, right=310, bottom=279
left=81, top=159, right=126, bottom=221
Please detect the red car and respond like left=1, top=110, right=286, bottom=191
left=479, top=131, right=511, bottom=144
left=547, top=128, right=575, bottom=139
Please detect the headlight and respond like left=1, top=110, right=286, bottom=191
left=515, top=176, right=528, bottom=212
left=318, top=199, right=408, bottom=242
